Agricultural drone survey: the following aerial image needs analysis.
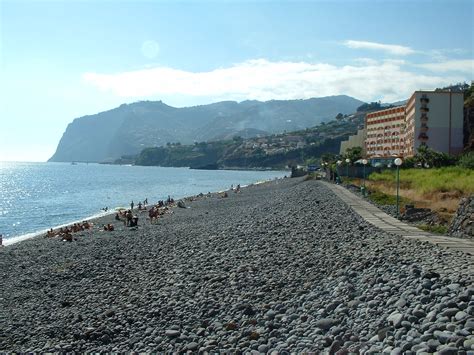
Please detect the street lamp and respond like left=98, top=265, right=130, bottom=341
left=345, top=158, right=350, bottom=179
left=394, top=158, right=403, bottom=218
left=362, top=159, right=368, bottom=196
left=336, top=160, right=342, bottom=183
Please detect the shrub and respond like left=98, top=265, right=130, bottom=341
left=458, top=151, right=474, bottom=169
left=415, top=145, right=458, bottom=168
left=402, top=157, right=416, bottom=169
left=368, top=190, right=411, bottom=206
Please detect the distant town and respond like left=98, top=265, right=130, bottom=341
left=115, top=83, right=473, bottom=170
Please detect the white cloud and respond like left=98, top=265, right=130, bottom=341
left=354, top=58, right=379, bottom=66
left=343, top=40, right=415, bottom=56
left=416, top=59, right=474, bottom=73
left=82, top=58, right=467, bottom=103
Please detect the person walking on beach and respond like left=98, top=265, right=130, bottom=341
left=130, top=201, right=134, bottom=210
left=126, top=210, right=133, bottom=226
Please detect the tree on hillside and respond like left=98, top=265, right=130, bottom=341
left=343, top=146, right=363, bottom=163
left=320, top=152, right=337, bottom=164
left=335, top=113, right=344, bottom=121
left=357, top=101, right=381, bottom=112
left=435, top=82, right=470, bottom=93
left=464, top=82, right=474, bottom=105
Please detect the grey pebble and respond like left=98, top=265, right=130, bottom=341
left=0, top=178, right=472, bottom=354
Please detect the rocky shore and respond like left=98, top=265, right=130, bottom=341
left=1, top=178, right=473, bottom=353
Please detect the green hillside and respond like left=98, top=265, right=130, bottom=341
left=133, top=113, right=366, bottom=169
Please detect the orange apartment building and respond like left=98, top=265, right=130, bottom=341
left=365, top=106, right=405, bottom=158
left=362, top=90, right=464, bottom=159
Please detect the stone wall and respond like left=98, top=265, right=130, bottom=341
left=448, top=195, right=474, bottom=239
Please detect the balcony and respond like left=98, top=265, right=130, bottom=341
left=420, top=126, right=429, bottom=133
left=418, top=133, right=429, bottom=142
left=420, top=97, right=430, bottom=104
left=420, top=106, right=429, bottom=113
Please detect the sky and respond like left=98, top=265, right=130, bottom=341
left=0, top=0, right=473, bottom=162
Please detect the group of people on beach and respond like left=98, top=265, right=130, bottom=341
left=221, top=184, right=242, bottom=198
left=103, top=223, right=115, bottom=231
left=114, top=196, right=177, bottom=226
left=115, top=209, right=139, bottom=227
left=146, top=196, right=176, bottom=223
left=3, top=181, right=254, bottom=247
left=45, top=221, right=93, bottom=242
left=39, top=185, right=245, bottom=244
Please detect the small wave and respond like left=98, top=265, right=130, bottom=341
left=2, top=210, right=114, bottom=247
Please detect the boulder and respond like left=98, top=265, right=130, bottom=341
left=448, top=195, right=474, bottom=239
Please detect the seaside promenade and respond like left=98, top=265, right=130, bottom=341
left=322, top=181, right=474, bottom=257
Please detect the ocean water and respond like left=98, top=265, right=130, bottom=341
left=0, top=162, right=287, bottom=245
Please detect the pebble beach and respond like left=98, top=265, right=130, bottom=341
left=1, top=177, right=473, bottom=353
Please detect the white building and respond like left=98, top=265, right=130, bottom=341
left=404, top=91, right=464, bottom=157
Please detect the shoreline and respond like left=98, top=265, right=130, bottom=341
left=1, top=177, right=280, bottom=247
left=2, top=209, right=114, bottom=247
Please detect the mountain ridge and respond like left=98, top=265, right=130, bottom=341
left=48, top=95, right=364, bottom=162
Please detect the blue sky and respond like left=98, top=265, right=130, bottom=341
left=0, top=0, right=473, bottom=161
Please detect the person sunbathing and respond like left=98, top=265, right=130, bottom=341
left=62, top=231, right=73, bottom=242
left=130, top=216, right=138, bottom=227
left=45, top=228, right=55, bottom=238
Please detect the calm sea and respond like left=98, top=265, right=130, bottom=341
left=0, top=162, right=287, bottom=245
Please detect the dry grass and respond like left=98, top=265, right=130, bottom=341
left=369, top=167, right=474, bottom=195
left=366, top=180, right=462, bottom=214
left=366, top=167, right=474, bottom=216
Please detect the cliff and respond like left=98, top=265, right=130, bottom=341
left=48, top=96, right=364, bottom=162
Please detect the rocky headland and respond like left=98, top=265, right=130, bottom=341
left=0, top=178, right=473, bottom=353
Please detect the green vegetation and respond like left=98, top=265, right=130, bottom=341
left=458, top=151, right=474, bottom=169
left=342, top=146, right=363, bottom=163
left=369, top=167, right=474, bottom=195
left=50, top=96, right=364, bottom=163
left=464, top=82, right=474, bottom=105
left=356, top=101, right=382, bottom=112
left=402, top=146, right=458, bottom=168
left=418, top=224, right=448, bottom=235
left=134, top=118, right=363, bottom=169
left=367, top=190, right=412, bottom=206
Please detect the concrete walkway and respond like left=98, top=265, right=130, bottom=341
left=321, top=181, right=474, bottom=257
